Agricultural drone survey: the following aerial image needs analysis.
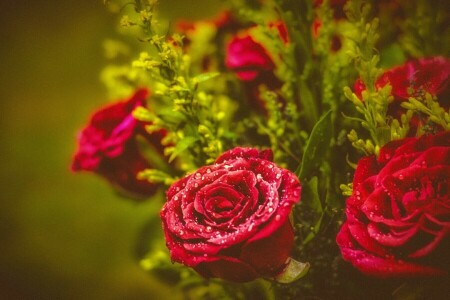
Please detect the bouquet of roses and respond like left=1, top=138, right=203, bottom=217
left=71, top=0, right=449, bottom=298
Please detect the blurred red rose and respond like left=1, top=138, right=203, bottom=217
left=225, top=24, right=288, bottom=112
left=353, top=57, right=450, bottom=131
left=226, top=34, right=276, bottom=82
left=161, top=147, right=301, bottom=282
left=337, top=131, right=450, bottom=277
left=71, top=89, right=166, bottom=200
left=354, top=57, right=450, bottom=101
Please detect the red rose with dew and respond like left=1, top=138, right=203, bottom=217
left=337, top=131, right=450, bottom=277
left=353, top=57, right=450, bottom=122
left=161, top=147, right=301, bottom=282
left=71, top=88, right=166, bottom=200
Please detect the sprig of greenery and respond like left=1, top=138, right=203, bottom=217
left=343, top=0, right=393, bottom=155
left=110, top=0, right=233, bottom=168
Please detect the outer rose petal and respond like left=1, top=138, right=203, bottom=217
left=353, top=156, right=379, bottom=188
left=337, top=224, right=446, bottom=277
left=240, top=219, right=294, bottom=276
left=195, top=256, right=259, bottom=282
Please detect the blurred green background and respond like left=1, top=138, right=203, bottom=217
left=0, top=0, right=222, bottom=298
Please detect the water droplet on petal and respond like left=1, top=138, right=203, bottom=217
left=275, top=215, right=281, bottom=221
left=398, top=174, right=404, bottom=180
left=206, top=226, right=212, bottom=232
left=195, top=173, right=201, bottom=179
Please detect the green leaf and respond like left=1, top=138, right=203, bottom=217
left=193, top=72, right=220, bottom=83
left=274, top=257, right=310, bottom=284
left=169, top=136, right=198, bottom=163
left=299, top=80, right=318, bottom=126
left=296, top=110, right=333, bottom=180
left=300, top=177, right=324, bottom=245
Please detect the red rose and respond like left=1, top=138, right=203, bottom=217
left=161, top=147, right=301, bottom=282
left=355, top=57, right=450, bottom=100
left=337, top=131, right=450, bottom=277
left=225, top=34, right=276, bottom=82
left=354, top=57, right=450, bottom=115
left=225, top=26, right=287, bottom=112
left=71, top=89, right=166, bottom=200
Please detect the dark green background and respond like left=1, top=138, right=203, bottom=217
left=0, top=1, right=222, bottom=298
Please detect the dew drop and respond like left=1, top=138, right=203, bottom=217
left=275, top=215, right=281, bottom=221
left=268, top=164, right=274, bottom=169
left=206, top=226, right=212, bottom=232
left=173, top=196, right=179, bottom=201
left=248, top=223, right=254, bottom=232
left=194, top=183, right=198, bottom=188
left=276, top=173, right=281, bottom=179
left=398, top=174, right=404, bottom=180
left=206, top=168, right=211, bottom=173
left=256, top=174, right=263, bottom=181
left=268, top=207, right=274, bottom=213
left=195, top=173, right=201, bottom=179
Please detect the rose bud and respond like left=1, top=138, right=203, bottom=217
left=71, top=88, right=166, bottom=200
left=161, top=147, right=301, bottom=282
left=337, top=131, right=450, bottom=277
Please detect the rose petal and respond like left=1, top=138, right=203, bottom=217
left=240, top=219, right=294, bottom=276
left=194, top=256, right=260, bottom=282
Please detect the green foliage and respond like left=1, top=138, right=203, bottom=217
left=97, top=0, right=449, bottom=299
left=399, top=0, right=450, bottom=57
left=296, top=110, right=333, bottom=180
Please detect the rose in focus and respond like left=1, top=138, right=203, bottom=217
left=161, top=147, right=301, bottom=282
left=71, top=89, right=166, bottom=200
left=337, top=131, right=450, bottom=277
